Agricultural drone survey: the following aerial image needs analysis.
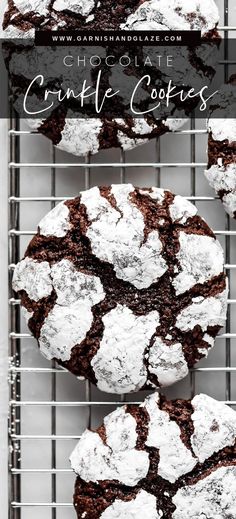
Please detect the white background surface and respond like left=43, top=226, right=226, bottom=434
left=1, top=0, right=236, bottom=518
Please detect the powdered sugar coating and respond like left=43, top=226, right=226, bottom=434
left=121, top=0, right=219, bottom=35
left=91, top=305, right=159, bottom=393
left=12, top=257, right=52, bottom=302
left=144, top=393, right=197, bottom=483
left=172, top=465, right=236, bottom=519
left=14, top=0, right=50, bottom=15
left=39, top=264, right=105, bottom=361
left=51, top=259, right=105, bottom=306
left=57, top=116, right=103, bottom=156
left=173, top=233, right=224, bottom=295
left=148, top=338, right=188, bottom=387
left=104, top=407, right=138, bottom=452
left=39, top=301, right=94, bottom=362
left=101, top=490, right=161, bottom=519
left=191, top=394, right=236, bottom=463
left=169, top=196, right=198, bottom=224
left=81, top=184, right=167, bottom=289
left=198, top=333, right=215, bottom=357
left=70, top=428, right=150, bottom=486
left=176, top=287, right=228, bottom=332
left=222, top=192, right=236, bottom=218
left=39, top=201, right=71, bottom=238
left=208, top=117, right=236, bottom=143
left=53, top=0, right=94, bottom=16
left=207, top=85, right=236, bottom=143
left=205, top=163, right=236, bottom=217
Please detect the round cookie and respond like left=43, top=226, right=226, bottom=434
left=12, top=185, right=228, bottom=393
left=70, top=393, right=236, bottom=519
left=205, top=79, right=236, bottom=219
left=3, top=0, right=220, bottom=156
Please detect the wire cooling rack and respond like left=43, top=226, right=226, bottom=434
left=8, top=5, right=236, bottom=519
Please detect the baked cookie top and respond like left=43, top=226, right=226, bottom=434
left=70, top=392, right=236, bottom=518
left=12, top=185, right=228, bottom=393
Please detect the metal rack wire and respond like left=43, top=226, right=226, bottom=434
left=8, top=7, right=236, bottom=519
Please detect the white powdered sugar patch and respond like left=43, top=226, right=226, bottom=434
left=117, top=131, right=148, bottom=151
left=104, top=407, right=138, bottom=452
left=163, top=117, right=186, bottom=131
left=175, top=287, right=228, bottom=332
left=101, top=490, right=161, bottom=519
left=198, top=333, right=215, bottom=357
left=39, top=301, right=93, bottom=362
left=39, top=263, right=105, bottom=362
left=173, top=233, right=224, bottom=295
left=208, top=117, right=236, bottom=143
left=70, top=428, right=150, bottom=486
left=139, top=187, right=165, bottom=202
left=223, top=192, right=236, bottom=218
left=57, top=116, right=102, bottom=156
left=121, top=0, right=219, bottom=35
left=205, top=164, right=236, bottom=193
left=39, top=201, right=71, bottom=238
left=91, top=305, right=159, bottom=393
left=81, top=184, right=167, bottom=289
left=169, top=196, right=198, bottom=224
left=207, top=85, right=236, bottom=143
left=144, top=393, right=196, bottom=483
left=14, top=0, right=50, bottom=15
left=172, top=465, right=236, bottom=519
left=53, top=0, right=95, bottom=16
left=148, top=338, right=188, bottom=387
left=51, top=259, right=105, bottom=306
left=12, top=257, right=52, bottom=302
left=190, top=394, right=236, bottom=463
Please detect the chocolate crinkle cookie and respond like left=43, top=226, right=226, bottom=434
left=70, top=392, right=236, bottom=519
left=3, top=0, right=220, bottom=156
left=205, top=77, right=236, bottom=219
left=12, top=185, right=228, bottom=393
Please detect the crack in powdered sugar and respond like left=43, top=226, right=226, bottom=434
left=173, top=232, right=224, bottom=295
left=175, top=286, right=228, bottom=333
left=143, top=393, right=197, bottom=483
left=38, top=259, right=105, bottom=362
left=81, top=184, right=167, bottom=289
left=70, top=406, right=150, bottom=487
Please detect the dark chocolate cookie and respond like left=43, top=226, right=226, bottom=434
left=3, top=0, right=220, bottom=156
left=70, top=393, right=236, bottom=518
left=12, top=185, right=228, bottom=393
left=205, top=79, right=236, bottom=218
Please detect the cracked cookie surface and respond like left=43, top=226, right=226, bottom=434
left=12, top=184, right=228, bottom=393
